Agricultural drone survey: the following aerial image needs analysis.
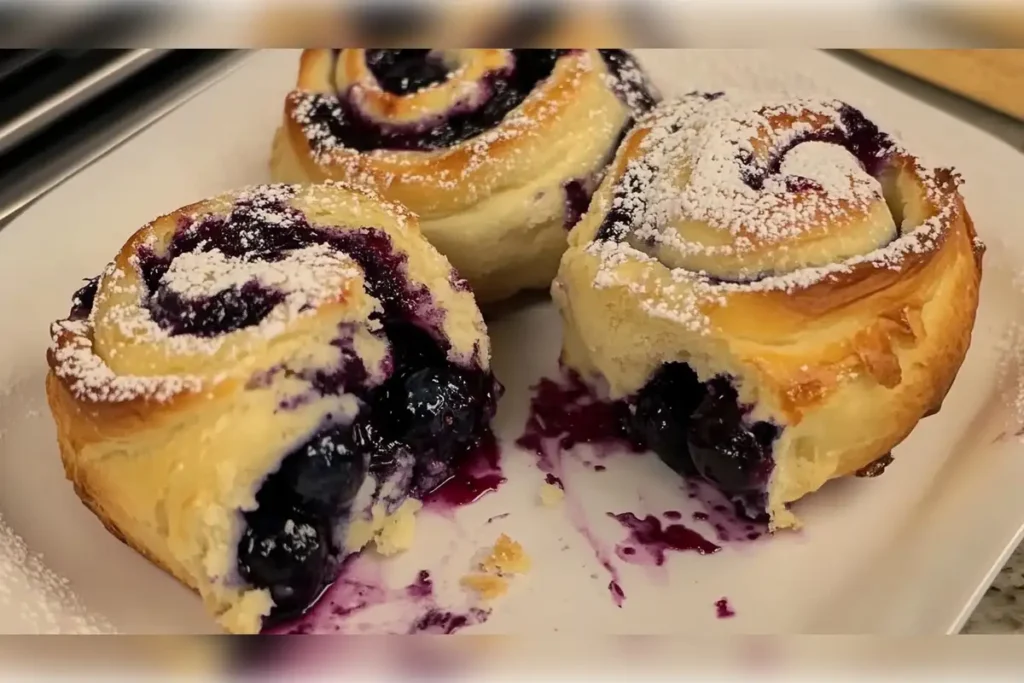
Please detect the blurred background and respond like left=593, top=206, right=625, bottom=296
left=0, top=1, right=1023, bottom=48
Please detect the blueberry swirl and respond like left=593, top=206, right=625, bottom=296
left=46, top=183, right=499, bottom=633
left=554, top=93, right=983, bottom=529
left=594, top=93, right=922, bottom=285
left=289, top=49, right=654, bottom=153
left=274, top=49, right=659, bottom=303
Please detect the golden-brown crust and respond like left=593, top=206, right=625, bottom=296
left=272, top=49, right=645, bottom=302
left=553, top=94, right=984, bottom=529
left=47, top=370, right=203, bottom=601
left=280, top=50, right=624, bottom=215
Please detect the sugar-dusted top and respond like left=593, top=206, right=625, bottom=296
left=585, top=92, right=968, bottom=324
left=48, top=182, right=413, bottom=404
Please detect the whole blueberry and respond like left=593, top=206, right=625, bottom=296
left=273, top=426, right=369, bottom=516
left=686, top=379, right=777, bottom=493
left=374, top=366, right=481, bottom=458
left=350, top=415, right=406, bottom=482
left=364, top=49, right=452, bottom=95
left=631, top=363, right=706, bottom=477
left=237, top=510, right=329, bottom=617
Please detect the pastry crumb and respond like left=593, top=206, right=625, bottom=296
left=347, top=498, right=424, bottom=557
left=461, top=534, right=531, bottom=601
left=481, top=533, right=531, bottom=575
left=539, top=481, right=565, bottom=507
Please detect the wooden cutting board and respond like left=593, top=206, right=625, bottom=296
left=860, top=50, right=1024, bottom=121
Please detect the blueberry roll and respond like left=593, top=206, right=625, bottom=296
left=45, top=183, right=499, bottom=633
left=271, top=49, right=659, bottom=303
left=553, top=93, right=984, bottom=529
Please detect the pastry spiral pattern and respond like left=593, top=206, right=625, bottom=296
left=553, top=93, right=984, bottom=529
left=45, top=183, right=499, bottom=633
left=271, top=48, right=659, bottom=303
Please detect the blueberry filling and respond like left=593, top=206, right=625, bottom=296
left=69, top=276, right=100, bottom=320
left=597, top=49, right=660, bottom=113
left=685, top=379, right=778, bottom=493
left=242, top=353, right=495, bottom=626
left=364, top=49, right=452, bottom=95
left=302, top=49, right=655, bottom=153
left=631, top=363, right=705, bottom=477
left=148, top=281, right=285, bottom=338
left=237, top=425, right=366, bottom=617
left=125, top=189, right=498, bottom=625
left=563, top=179, right=592, bottom=229
left=628, top=363, right=779, bottom=503
left=136, top=198, right=441, bottom=341
left=562, top=122, right=638, bottom=230
left=739, top=104, right=894, bottom=190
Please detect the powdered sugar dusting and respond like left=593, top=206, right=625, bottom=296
left=49, top=182, right=398, bottom=404
left=161, top=245, right=360, bottom=308
left=288, top=49, right=650, bottom=187
left=50, top=319, right=204, bottom=403
left=586, top=92, right=966, bottom=331
left=0, top=515, right=117, bottom=633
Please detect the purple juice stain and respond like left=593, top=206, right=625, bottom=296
left=422, top=431, right=505, bottom=511
left=515, top=371, right=637, bottom=606
left=406, top=570, right=433, bottom=599
left=610, top=512, right=721, bottom=566
left=684, top=478, right=769, bottom=544
left=715, top=598, right=736, bottom=619
left=515, top=368, right=777, bottom=606
left=409, top=608, right=489, bottom=635
left=518, top=368, right=774, bottom=538
left=609, top=581, right=626, bottom=607
left=515, top=371, right=644, bottom=466
left=267, top=556, right=489, bottom=635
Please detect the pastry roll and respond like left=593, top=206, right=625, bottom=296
left=553, top=93, right=984, bottom=529
left=271, top=49, right=658, bottom=303
left=45, top=182, right=499, bottom=633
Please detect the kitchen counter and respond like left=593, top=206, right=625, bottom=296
left=833, top=51, right=1024, bottom=634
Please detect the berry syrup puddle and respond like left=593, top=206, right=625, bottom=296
left=268, top=437, right=506, bottom=635
left=422, top=432, right=506, bottom=517
left=516, top=371, right=767, bottom=610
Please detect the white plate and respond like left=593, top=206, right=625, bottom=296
left=1, top=49, right=1023, bottom=635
